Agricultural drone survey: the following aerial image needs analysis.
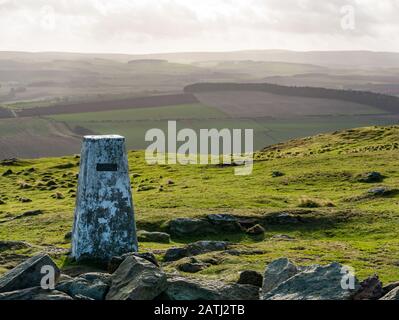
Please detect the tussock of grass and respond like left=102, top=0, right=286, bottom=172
left=298, top=196, right=335, bottom=208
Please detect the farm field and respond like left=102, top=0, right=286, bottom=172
left=48, top=103, right=399, bottom=151
left=194, top=91, right=387, bottom=118
left=0, top=118, right=82, bottom=159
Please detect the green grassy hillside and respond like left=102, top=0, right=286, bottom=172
left=1, top=125, right=399, bottom=283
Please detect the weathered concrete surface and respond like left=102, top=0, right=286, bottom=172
left=71, top=135, right=138, bottom=262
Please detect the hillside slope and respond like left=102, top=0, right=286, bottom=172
left=0, top=125, right=399, bottom=283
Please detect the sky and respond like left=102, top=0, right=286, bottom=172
left=0, top=0, right=398, bottom=54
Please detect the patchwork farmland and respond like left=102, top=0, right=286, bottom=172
left=1, top=82, right=399, bottom=159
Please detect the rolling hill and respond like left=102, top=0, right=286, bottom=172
left=1, top=125, right=399, bottom=284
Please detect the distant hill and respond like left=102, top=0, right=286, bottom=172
left=2, top=50, right=399, bottom=68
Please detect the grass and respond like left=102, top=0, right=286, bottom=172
left=48, top=101, right=399, bottom=151
left=1, top=125, right=399, bottom=284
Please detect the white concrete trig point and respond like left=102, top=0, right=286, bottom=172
left=71, top=135, right=138, bottom=262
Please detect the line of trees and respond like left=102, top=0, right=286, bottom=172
left=184, top=82, right=399, bottom=113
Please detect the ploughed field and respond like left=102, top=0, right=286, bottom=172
left=0, top=125, right=399, bottom=283
left=2, top=80, right=399, bottom=158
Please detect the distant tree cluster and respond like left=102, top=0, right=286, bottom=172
left=184, top=82, right=399, bottom=113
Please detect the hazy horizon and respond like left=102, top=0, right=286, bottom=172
left=2, top=48, right=399, bottom=55
left=1, top=0, right=399, bottom=54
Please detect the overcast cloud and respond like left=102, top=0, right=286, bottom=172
left=0, top=0, right=398, bottom=53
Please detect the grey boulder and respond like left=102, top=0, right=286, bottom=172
left=56, top=272, right=111, bottom=300
left=380, top=286, right=399, bottom=300
left=163, top=275, right=259, bottom=300
left=0, top=287, right=72, bottom=300
left=137, top=230, right=171, bottom=244
left=262, top=258, right=300, bottom=296
left=0, top=253, right=60, bottom=293
left=164, top=241, right=229, bottom=262
left=108, top=252, right=159, bottom=273
left=168, top=218, right=216, bottom=237
left=263, top=262, right=359, bottom=300
left=106, top=255, right=167, bottom=300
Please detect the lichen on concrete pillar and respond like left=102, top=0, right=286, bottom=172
left=71, top=135, right=138, bottom=262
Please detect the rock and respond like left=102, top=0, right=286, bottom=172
left=163, top=275, right=259, bottom=300
left=19, top=197, right=32, bottom=203
left=2, top=169, right=13, bottom=177
left=271, top=234, right=296, bottom=241
left=106, top=255, right=167, bottom=300
left=58, top=274, right=73, bottom=282
left=14, top=210, right=43, bottom=219
left=271, top=171, right=284, bottom=177
left=0, top=158, right=19, bottom=166
left=206, top=214, right=242, bottom=232
left=246, top=224, right=265, bottom=235
left=221, top=283, right=260, bottom=300
left=0, top=254, right=60, bottom=293
left=163, top=247, right=189, bottom=262
left=352, top=275, right=383, bottom=300
left=0, top=287, right=73, bottom=300
left=164, top=241, right=229, bottom=262
left=262, top=258, right=300, bottom=296
left=0, top=240, right=31, bottom=252
left=382, top=281, right=399, bottom=296
left=168, top=218, right=215, bottom=237
left=108, top=252, right=159, bottom=273
left=177, top=258, right=210, bottom=273
left=380, top=286, right=399, bottom=300
left=56, top=272, right=111, bottom=300
left=368, top=186, right=391, bottom=196
left=137, top=230, right=171, bottom=244
left=0, top=199, right=5, bottom=205
left=237, top=270, right=263, bottom=287
left=357, top=171, right=384, bottom=183
left=263, top=262, right=359, bottom=300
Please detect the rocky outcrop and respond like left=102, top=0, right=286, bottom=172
left=262, top=258, right=300, bottom=296
left=0, top=287, right=73, bottom=300
left=262, top=260, right=359, bottom=300
left=380, top=286, right=399, bottom=300
left=176, top=257, right=210, bottom=273
left=168, top=214, right=243, bottom=237
left=108, top=252, right=159, bottom=273
left=0, top=253, right=60, bottom=293
left=352, top=275, right=383, bottom=300
left=163, top=275, right=259, bottom=300
left=106, top=255, right=167, bottom=300
left=356, top=171, right=384, bottom=183
left=168, top=218, right=217, bottom=237
left=237, top=270, right=263, bottom=287
left=137, top=230, right=171, bottom=243
left=164, top=241, right=229, bottom=262
left=56, top=272, right=111, bottom=300
left=382, top=281, right=399, bottom=296
left=0, top=241, right=31, bottom=252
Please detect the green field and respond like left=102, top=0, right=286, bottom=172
left=1, top=125, right=399, bottom=284
left=48, top=103, right=398, bottom=150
